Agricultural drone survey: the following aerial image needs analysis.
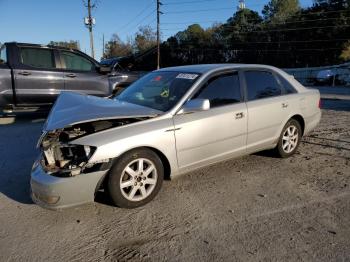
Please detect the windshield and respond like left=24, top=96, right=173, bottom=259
left=116, top=71, right=200, bottom=112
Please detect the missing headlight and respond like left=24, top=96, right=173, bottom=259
left=41, top=141, right=96, bottom=177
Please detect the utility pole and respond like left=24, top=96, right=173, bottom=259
left=84, top=0, right=96, bottom=58
left=157, top=0, right=163, bottom=69
left=102, top=33, right=105, bottom=58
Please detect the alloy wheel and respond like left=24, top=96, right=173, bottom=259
left=119, top=158, right=158, bottom=202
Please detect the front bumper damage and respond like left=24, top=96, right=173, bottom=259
left=31, top=162, right=108, bottom=210
left=30, top=120, right=123, bottom=210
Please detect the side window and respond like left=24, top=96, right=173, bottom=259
left=193, top=72, right=241, bottom=108
left=20, top=48, right=55, bottom=68
left=0, top=46, right=7, bottom=63
left=276, top=75, right=297, bottom=94
left=245, top=71, right=282, bottom=100
left=61, top=51, right=94, bottom=71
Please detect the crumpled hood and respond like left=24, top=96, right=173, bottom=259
left=44, top=92, right=162, bottom=131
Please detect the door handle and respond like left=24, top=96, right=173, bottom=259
left=235, top=112, right=244, bottom=119
left=18, top=71, right=31, bottom=76
left=66, top=73, right=76, bottom=78
left=282, top=103, right=289, bottom=108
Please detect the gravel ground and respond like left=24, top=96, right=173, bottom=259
left=0, top=109, right=349, bottom=262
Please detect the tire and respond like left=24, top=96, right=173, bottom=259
left=275, top=119, right=302, bottom=158
left=107, top=148, right=164, bottom=208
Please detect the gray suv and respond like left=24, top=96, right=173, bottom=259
left=0, top=42, right=141, bottom=113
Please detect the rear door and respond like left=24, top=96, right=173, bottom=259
left=13, top=47, right=64, bottom=105
left=59, top=50, right=110, bottom=97
left=173, top=71, right=247, bottom=171
left=243, top=70, right=291, bottom=153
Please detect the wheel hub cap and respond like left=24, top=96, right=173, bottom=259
left=120, top=158, right=158, bottom=202
left=282, top=125, right=299, bottom=154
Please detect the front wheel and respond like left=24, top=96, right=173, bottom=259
left=107, top=149, right=164, bottom=208
left=275, top=119, right=302, bottom=158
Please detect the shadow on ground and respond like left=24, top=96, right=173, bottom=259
left=0, top=113, right=47, bottom=205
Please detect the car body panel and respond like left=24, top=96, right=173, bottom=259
left=31, top=163, right=107, bottom=210
left=63, top=72, right=111, bottom=97
left=0, top=64, right=13, bottom=106
left=43, top=92, right=162, bottom=131
left=72, top=116, right=179, bottom=177
left=246, top=95, right=293, bottom=152
left=173, top=102, right=247, bottom=171
left=14, top=68, right=65, bottom=104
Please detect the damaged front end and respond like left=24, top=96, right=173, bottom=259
left=38, top=118, right=143, bottom=177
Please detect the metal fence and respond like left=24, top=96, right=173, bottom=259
left=284, top=62, right=350, bottom=87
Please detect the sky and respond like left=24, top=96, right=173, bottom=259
left=0, top=0, right=313, bottom=60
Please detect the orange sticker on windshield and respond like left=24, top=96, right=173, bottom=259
left=153, top=76, right=162, bottom=81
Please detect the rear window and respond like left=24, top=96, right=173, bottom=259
left=276, top=75, right=297, bottom=94
left=20, top=48, right=55, bottom=68
left=245, top=71, right=282, bottom=100
left=61, top=51, right=94, bottom=71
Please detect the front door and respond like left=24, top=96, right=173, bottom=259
left=173, top=71, right=247, bottom=171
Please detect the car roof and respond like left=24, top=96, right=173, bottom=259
left=157, top=63, right=279, bottom=74
left=5, top=42, right=79, bottom=52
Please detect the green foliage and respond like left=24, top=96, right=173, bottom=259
left=104, top=26, right=157, bottom=59
left=103, top=34, right=133, bottom=58
left=48, top=40, right=80, bottom=50
left=111, top=1, right=350, bottom=69
left=340, top=41, right=350, bottom=61
left=134, top=26, right=157, bottom=53
left=263, top=0, right=300, bottom=22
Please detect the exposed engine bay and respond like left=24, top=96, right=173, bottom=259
left=39, top=118, right=148, bottom=177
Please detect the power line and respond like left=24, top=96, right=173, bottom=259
left=165, top=6, right=235, bottom=14
left=162, top=47, right=344, bottom=52
left=164, top=38, right=350, bottom=45
left=164, top=6, right=350, bottom=16
left=161, top=24, right=350, bottom=33
left=163, top=0, right=215, bottom=5
left=115, top=4, right=154, bottom=32
left=161, top=16, right=350, bottom=26
left=118, top=9, right=157, bottom=35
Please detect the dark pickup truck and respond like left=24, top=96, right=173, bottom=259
left=0, top=42, right=141, bottom=113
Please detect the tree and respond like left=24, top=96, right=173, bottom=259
left=340, top=41, right=350, bottom=61
left=134, top=26, right=157, bottom=53
left=48, top=40, right=80, bottom=50
left=263, top=0, right=300, bottom=22
left=103, top=34, right=133, bottom=58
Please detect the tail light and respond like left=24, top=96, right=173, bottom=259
left=318, top=99, right=322, bottom=109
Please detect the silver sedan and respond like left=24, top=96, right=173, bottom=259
left=30, top=64, right=321, bottom=209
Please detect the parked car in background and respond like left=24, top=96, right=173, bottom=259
left=315, top=68, right=350, bottom=86
left=0, top=42, right=141, bottom=113
left=100, top=56, right=145, bottom=95
left=30, top=64, right=321, bottom=210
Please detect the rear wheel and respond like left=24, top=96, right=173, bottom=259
left=275, top=119, right=302, bottom=158
left=108, top=149, right=164, bottom=208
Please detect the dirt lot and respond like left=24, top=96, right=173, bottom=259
left=0, top=108, right=349, bottom=261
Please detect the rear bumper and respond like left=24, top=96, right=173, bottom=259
left=30, top=162, right=108, bottom=210
left=304, top=110, right=322, bottom=135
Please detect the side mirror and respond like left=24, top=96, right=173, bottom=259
left=178, top=98, right=210, bottom=114
left=97, top=65, right=112, bottom=74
